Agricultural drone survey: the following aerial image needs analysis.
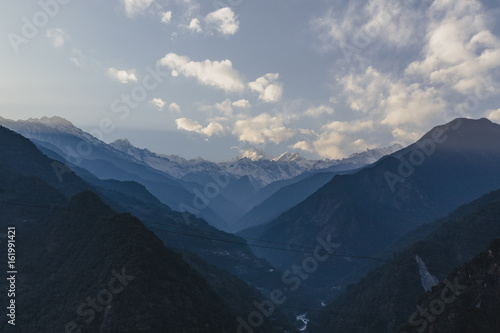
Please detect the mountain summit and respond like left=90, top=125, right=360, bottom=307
left=240, top=118, right=500, bottom=300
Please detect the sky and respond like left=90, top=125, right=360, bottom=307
left=1, top=0, right=500, bottom=162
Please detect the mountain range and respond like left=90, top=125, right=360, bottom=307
left=239, top=118, right=500, bottom=301
left=0, top=125, right=299, bottom=332
left=0, top=116, right=401, bottom=232
left=2, top=115, right=500, bottom=332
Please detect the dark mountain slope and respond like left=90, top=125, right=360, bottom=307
left=0, top=117, right=231, bottom=230
left=235, top=171, right=336, bottom=232
left=308, top=188, right=500, bottom=333
left=394, top=238, right=500, bottom=333
left=0, top=191, right=297, bottom=332
left=0, top=126, right=90, bottom=197
left=241, top=118, right=500, bottom=297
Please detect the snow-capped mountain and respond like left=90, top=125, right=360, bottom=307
left=0, top=116, right=403, bottom=189
left=111, top=141, right=403, bottom=188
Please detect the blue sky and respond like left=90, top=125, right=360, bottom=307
left=2, top=0, right=500, bottom=161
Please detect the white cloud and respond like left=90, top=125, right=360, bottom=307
left=311, top=1, right=420, bottom=54
left=161, top=11, right=172, bottom=23
left=107, top=68, right=138, bottom=84
left=380, top=83, right=446, bottom=127
left=305, top=105, right=334, bottom=117
left=323, top=119, right=373, bottom=133
left=158, top=53, right=245, bottom=92
left=312, top=131, right=345, bottom=159
left=339, top=66, right=446, bottom=128
left=249, top=73, right=283, bottom=103
left=214, top=99, right=233, bottom=116
left=391, top=128, right=422, bottom=143
left=232, top=99, right=251, bottom=108
left=176, top=118, right=224, bottom=136
left=46, top=28, right=66, bottom=48
left=150, top=98, right=166, bottom=110
left=188, top=18, right=202, bottom=33
left=290, top=140, right=314, bottom=152
left=169, top=102, right=181, bottom=113
left=200, top=99, right=234, bottom=117
left=233, top=113, right=296, bottom=144
left=205, top=7, right=239, bottom=35
left=123, top=0, right=154, bottom=17
left=405, top=0, right=500, bottom=95
left=486, top=108, right=500, bottom=123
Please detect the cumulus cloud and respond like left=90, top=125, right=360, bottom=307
left=161, top=11, right=172, bottom=23
left=290, top=141, right=314, bottom=152
left=158, top=53, right=245, bottom=92
left=150, top=98, right=166, bottom=110
left=323, top=119, right=373, bottom=133
left=305, top=105, right=334, bottom=117
left=232, top=99, right=251, bottom=108
left=405, top=0, right=500, bottom=95
left=169, top=102, right=181, bottom=113
left=339, top=66, right=446, bottom=128
left=46, top=28, right=67, bottom=48
left=188, top=18, right=202, bottom=33
left=486, top=109, right=500, bottom=123
left=176, top=118, right=224, bottom=136
left=214, top=99, right=233, bottom=116
left=249, top=73, right=283, bottom=103
left=205, top=7, right=239, bottom=35
left=123, top=0, right=153, bottom=17
left=107, top=68, right=138, bottom=84
left=232, top=113, right=296, bottom=144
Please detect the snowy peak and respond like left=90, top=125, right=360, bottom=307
left=37, top=116, right=74, bottom=127
left=236, top=147, right=273, bottom=161
left=110, top=138, right=135, bottom=152
left=345, top=144, right=403, bottom=164
left=272, top=152, right=306, bottom=163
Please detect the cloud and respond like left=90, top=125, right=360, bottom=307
left=290, top=140, right=314, bottom=152
left=199, top=99, right=235, bottom=117
left=214, top=99, right=233, bottom=116
left=188, top=18, right=202, bottom=33
left=391, top=128, right=422, bottom=143
left=232, top=113, right=296, bottom=144
left=107, top=68, right=138, bottom=84
left=311, top=1, right=420, bottom=56
left=232, top=99, right=251, bottom=108
left=150, top=98, right=166, bottom=110
left=158, top=53, right=245, bottom=92
left=176, top=118, right=224, bottom=136
left=69, top=48, right=85, bottom=67
left=169, top=102, right=181, bottom=113
left=380, top=84, right=446, bottom=127
left=123, top=0, right=154, bottom=17
left=205, top=7, right=239, bottom=35
left=249, top=73, right=283, bottom=103
left=305, top=105, right=335, bottom=117
left=161, top=11, right=172, bottom=23
left=405, top=0, right=500, bottom=95
left=323, top=119, right=373, bottom=133
left=339, top=66, right=446, bottom=128
left=46, top=28, right=67, bottom=48
left=486, top=108, right=500, bottom=123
